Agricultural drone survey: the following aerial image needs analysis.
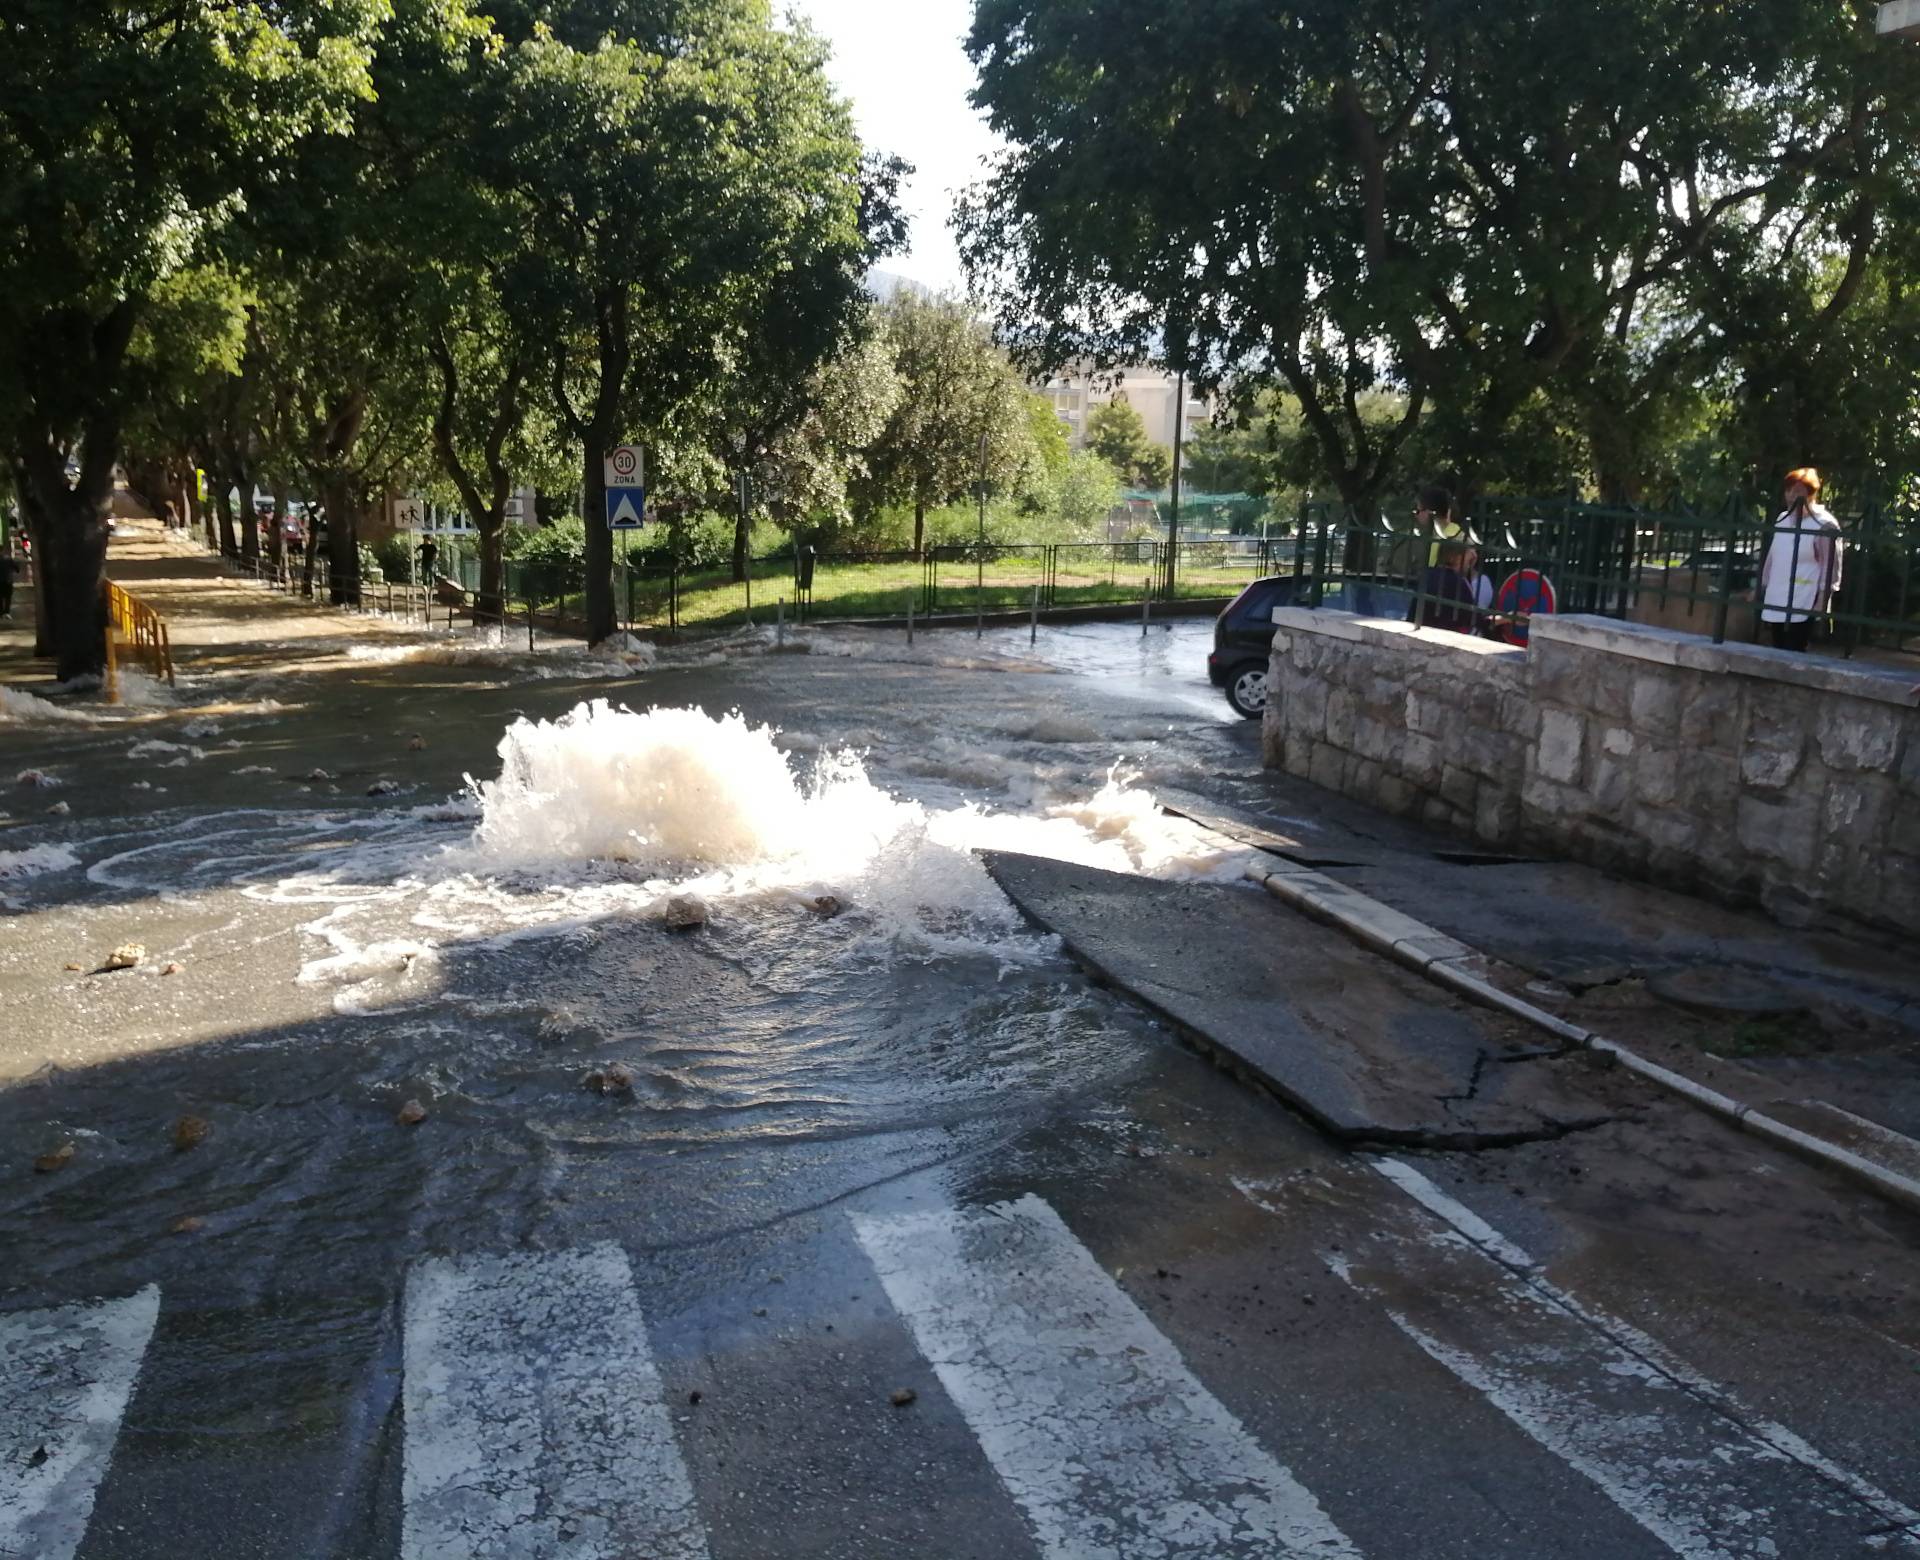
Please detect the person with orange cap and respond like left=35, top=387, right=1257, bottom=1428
left=1757, top=467, right=1842, bottom=652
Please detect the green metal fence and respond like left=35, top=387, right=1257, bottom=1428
left=1289, top=493, right=1920, bottom=654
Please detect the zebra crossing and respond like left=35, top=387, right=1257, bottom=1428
left=6, top=1179, right=1917, bottom=1559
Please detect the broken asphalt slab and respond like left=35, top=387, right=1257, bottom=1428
left=979, top=850, right=1612, bottom=1150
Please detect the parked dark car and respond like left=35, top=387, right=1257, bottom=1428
left=1208, top=576, right=1413, bottom=718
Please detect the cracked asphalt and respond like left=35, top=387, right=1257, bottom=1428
left=3, top=605, right=1919, bottom=1558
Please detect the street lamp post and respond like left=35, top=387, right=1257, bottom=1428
left=1165, top=370, right=1185, bottom=600
left=976, top=429, right=990, bottom=636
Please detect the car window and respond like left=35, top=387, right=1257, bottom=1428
left=1231, top=579, right=1295, bottom=624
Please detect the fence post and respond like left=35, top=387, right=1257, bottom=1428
left=776, top=596, right=785, bottom=649
left=1142, top=576, right=1151, bottom=636
left=906, top=599, right=914, bottom=648
left=1030, top=582, right=1039, bottom=646
left=1710, top=493, right=1738, bottom=645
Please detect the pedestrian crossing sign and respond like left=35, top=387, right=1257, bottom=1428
left=606, top=486, right=647, bottom=529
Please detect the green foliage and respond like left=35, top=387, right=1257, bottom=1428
left=858, top=293, right=1040, bottom=550
left=961, top=0, right=1920, bottom=508
left=1086, top=401, right=1171, bottom=490
left=513, top=517, right=588, bottom=568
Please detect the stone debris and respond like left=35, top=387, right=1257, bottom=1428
left=305, top=767, right=335, bottom=781
left=63, top=961, right=84, bottom=972
left=168, top=1215, right=206, bottom=1236
left=160, top=961, right=183, bottom=976
left=408, top=734, right=427, bottom=751
left=661, top=894, right=709, bottom=930
left=47, top=800, right=71, bottom=816
left=103, top=943, right=146, bottom=971
left=808, top=894, right=843, bottom=918
left=34, top=1143, right=74, bottom=1173
left=396, top=1098, right=429, bottom=1126
left=584, top=1062, right=636, bottom=1095
left=16, top=769, right=61, bottom=789
left=172, top=1115, right=211, bottom=1152
left=889, top=1388, right=917, bottom=1408
left=367, top=779, right=402, bottom=796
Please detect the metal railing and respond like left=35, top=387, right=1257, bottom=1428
left=104, top=581, right=174, bottom=696
left=1288, top=494, right=1920, bottom=653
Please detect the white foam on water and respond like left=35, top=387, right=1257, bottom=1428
left=0, top=843, right=81, bottom=880
left=344, top=634, right=653, bottom=680
left=421, top=701, right=1248, bottom=970
left=112, top=670, right=176, bottom=708
left=0, top=686, right=94, bottom=724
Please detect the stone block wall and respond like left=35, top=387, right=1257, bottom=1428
left=1262, top=608, right=1920, bottom=935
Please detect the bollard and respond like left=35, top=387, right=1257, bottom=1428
left=777, top=596, right=785, bottom=649
left=1142, top=577, right=1151, bottom=636
left=1030, top=582, right=1039, bottom=646
left=907, top=600, right=914, bottom=648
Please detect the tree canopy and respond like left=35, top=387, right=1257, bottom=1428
left=960, top=0, right=1920, bottom=513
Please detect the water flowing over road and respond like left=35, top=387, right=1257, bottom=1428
left=4, top=600, right=1918, bottom=1559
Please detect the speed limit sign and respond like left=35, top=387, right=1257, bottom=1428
left=604, top=445, right=643, bottom=487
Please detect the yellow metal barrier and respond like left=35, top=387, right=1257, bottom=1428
left=104, top=581, right=175, bottom=701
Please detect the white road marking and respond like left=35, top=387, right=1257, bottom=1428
left=1363, top=1157, right=1920, bottom=1540
left=0, top=1287, right=161, bottom=1560
left=402, top=1244, right=708, bottom=1560
left=852, top=1194, right=1362, bottom=1559
left=1238, top=1165, right=1920, bottom=1556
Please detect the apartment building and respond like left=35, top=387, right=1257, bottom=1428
left=1041, top=366, right=1211, bottom=456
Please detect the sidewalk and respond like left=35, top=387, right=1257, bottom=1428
left=0, top=503, right=439, bottom=700
left=1145, top=764, right=1920, bottom=1203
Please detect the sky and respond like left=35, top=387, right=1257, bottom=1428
left=785, top=0, right=1003, bottom=295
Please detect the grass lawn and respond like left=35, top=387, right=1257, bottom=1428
left=510, top=551, right=1262, bottom=636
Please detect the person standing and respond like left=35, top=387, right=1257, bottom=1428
left=418, top=535, right=440, bottom=581
left=1461, top=544, right=1495, bottom=630
left=0, top=545, right=15, bottom=619
left=1407, top=540, right=1479, bottom=633
left=1758, top=467, right=1842, bottom=652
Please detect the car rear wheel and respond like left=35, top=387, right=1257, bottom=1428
left=1225, top=661, right=1268, bottom=719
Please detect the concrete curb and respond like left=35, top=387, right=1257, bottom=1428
left=1243, top=860, right=1920, bottom=1217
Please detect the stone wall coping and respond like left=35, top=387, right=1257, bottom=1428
left=1269, top=605, right=1527, bottom=661
left=1531, top=614, right=1920, bottom=710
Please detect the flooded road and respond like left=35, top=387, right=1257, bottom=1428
left=5, top=615, right=1919, bottom=1559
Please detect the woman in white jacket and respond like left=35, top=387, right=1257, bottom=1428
left=1758, top=466, right=1843, bottom=652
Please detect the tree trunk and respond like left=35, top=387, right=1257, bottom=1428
left=214, top=483, right=238, bottom=557
left=39, top=500, right=110, bottom=681
left=14, top=440, right=116, bottom=679
left=238, top=467, right=260, bottom=563
left=323, top=473, right=360, bottom=607
left=268, top=480, right=288, bottom=579
left=582, top=443, right=614, bottom=642
left=731, top=470, right=750, bottom=584
left=477, top=519, right=506, bottom=625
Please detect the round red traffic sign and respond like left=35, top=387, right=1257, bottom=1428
left=610, top=447, right=639, bottom=480
left=1494, top=569, right=1557, bottom=644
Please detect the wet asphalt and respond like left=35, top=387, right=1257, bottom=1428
left=3, top=620, right=1919, bottom=1559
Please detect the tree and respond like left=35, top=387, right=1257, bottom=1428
left=960, top=0, right=1920, bottom=512
left=0, top=0, right=384, bottom=677
left=517, top=4, right=874, bottom=642
left=1054, top=449, right=1124, bottom=538
left=1086, top=400, right=1170, bottom=490
left=724, top=324, right=904, bottom=549
left=860, top=293, right=1038, bottom=556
